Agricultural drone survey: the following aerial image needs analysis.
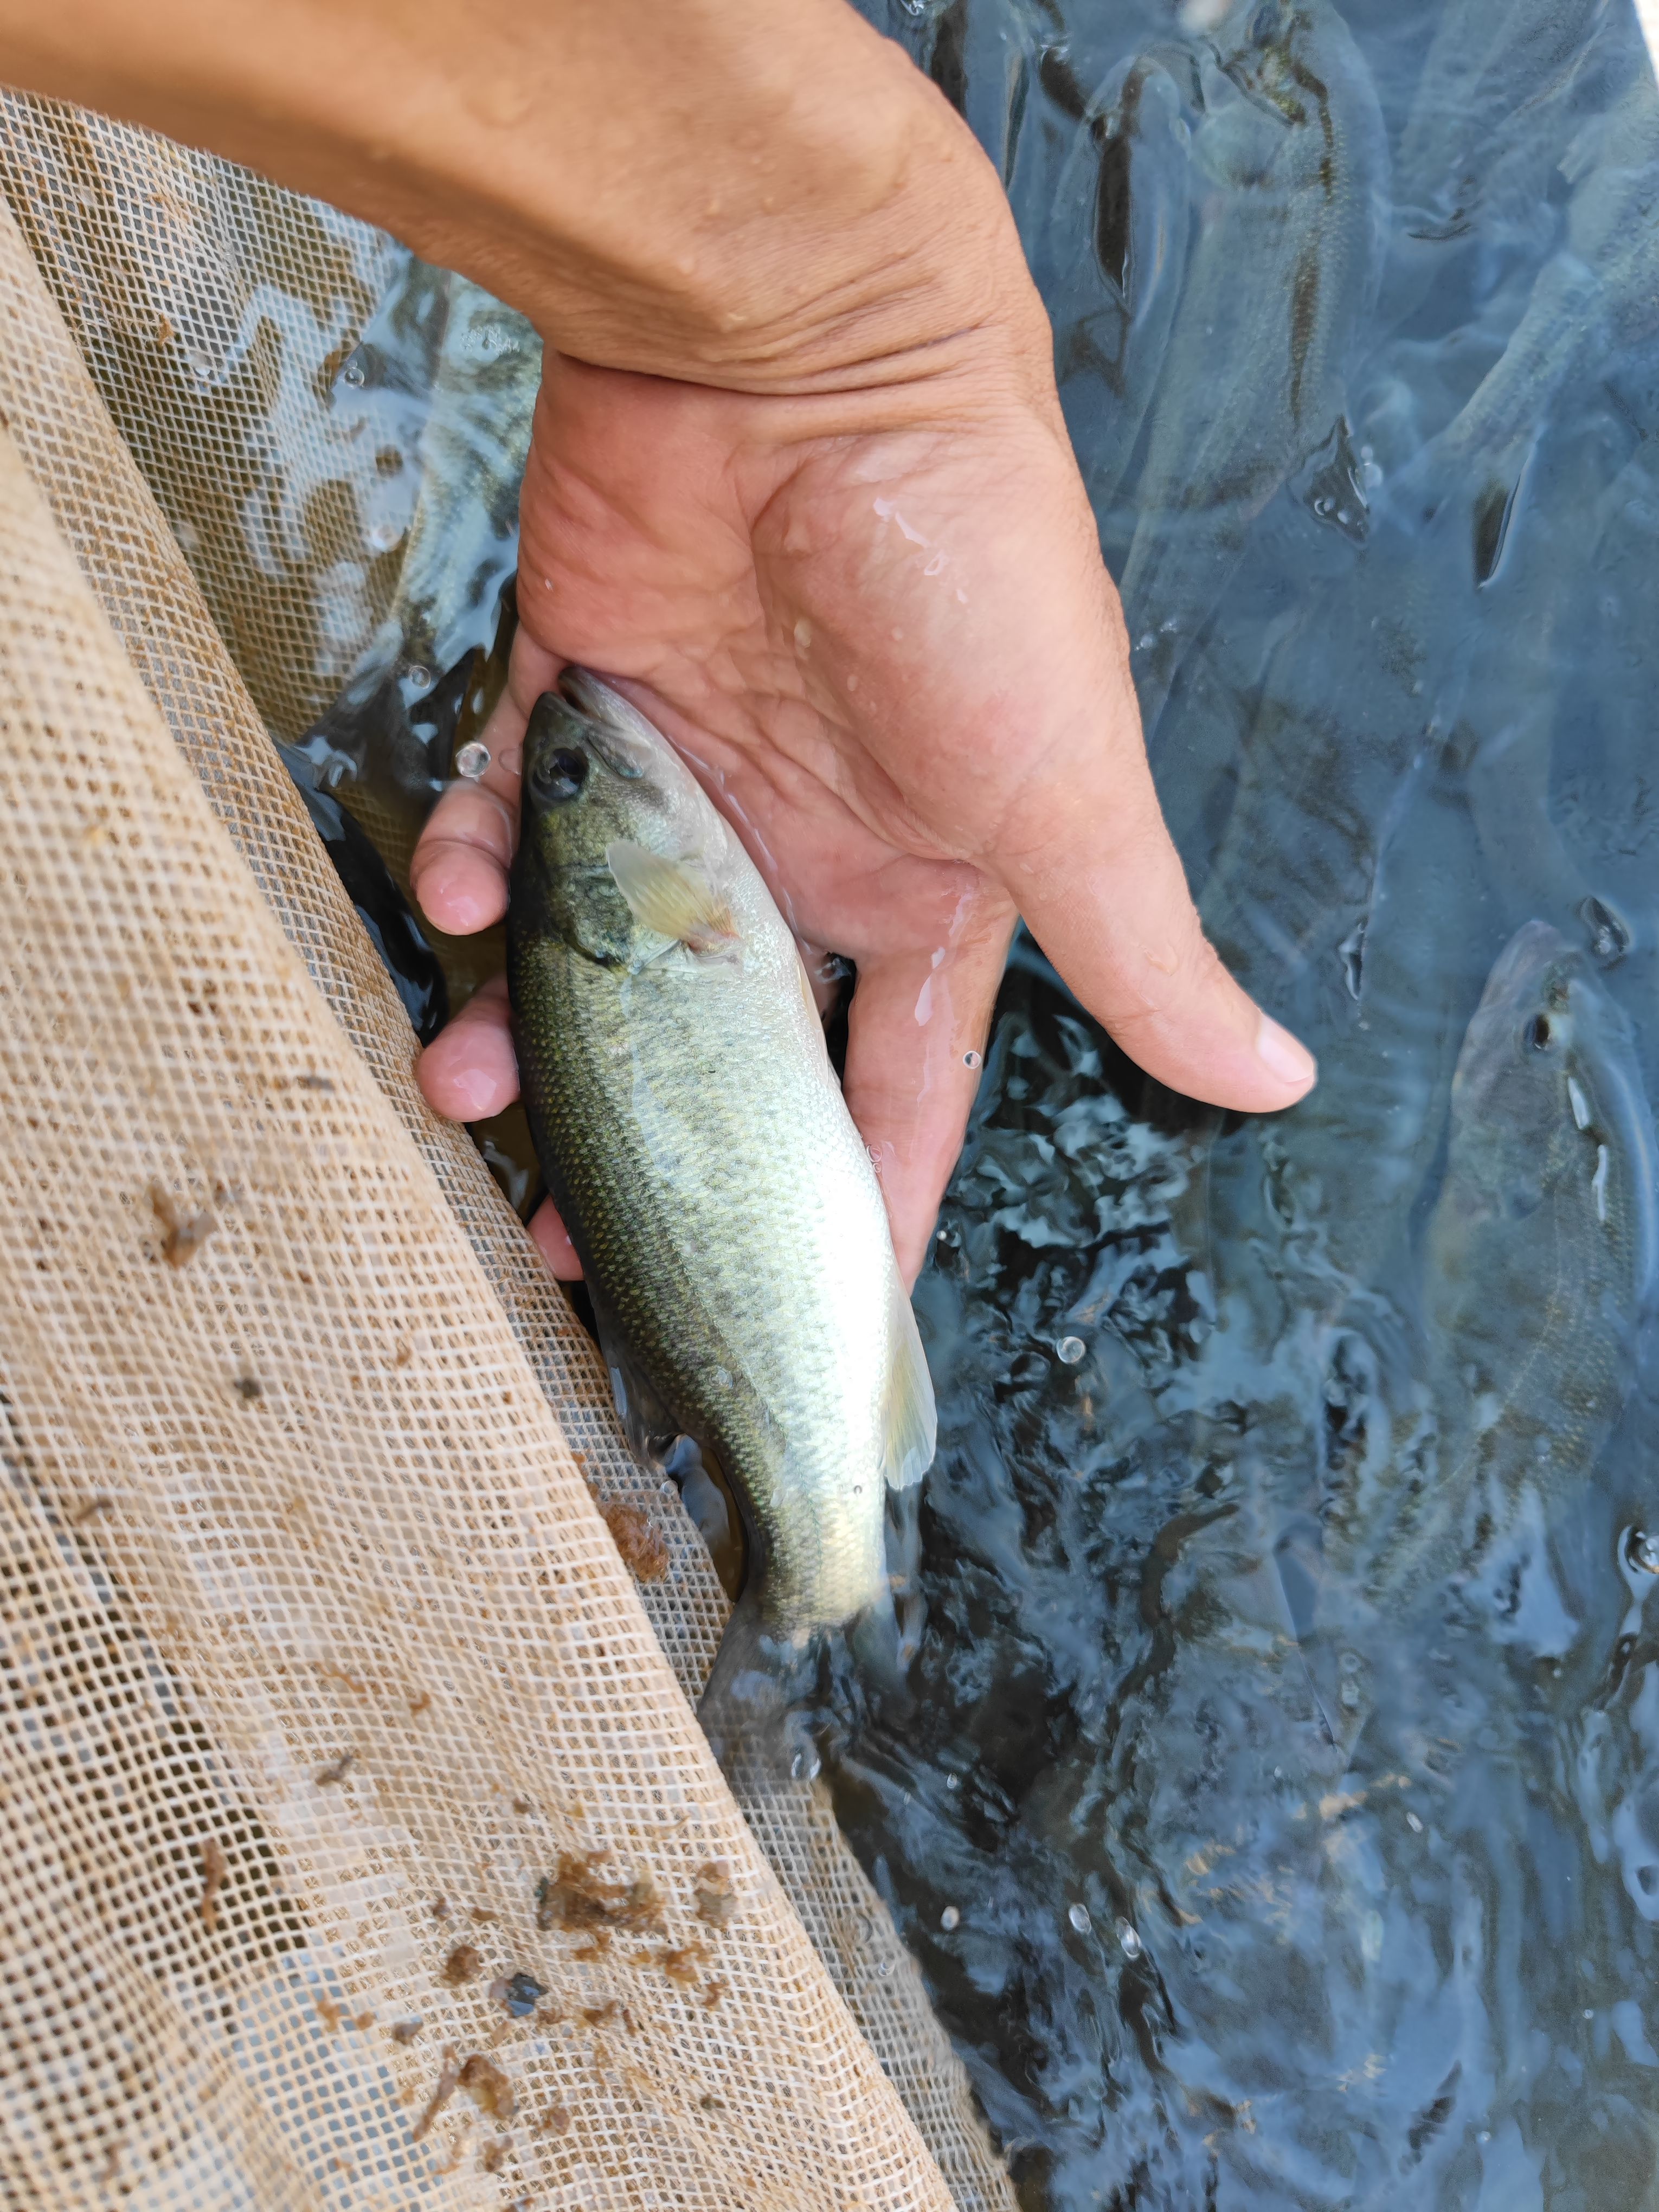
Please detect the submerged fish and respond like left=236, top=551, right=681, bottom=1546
left=507, top=672, right=935, bottom=1742
left=1339, top=921, right=1656, bottom=1600
left=1117, top=0, right=1388, bottom=724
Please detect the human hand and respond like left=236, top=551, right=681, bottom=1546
left=413, top=343, right=1316, bottom=1287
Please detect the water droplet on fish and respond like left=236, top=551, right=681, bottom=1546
left=1406, top=1811, right=1424, bottom=1834
left=940, top=1905, right=960, bottom=1931
left=1068, top=1903, right=1091, bottom=1934
left=407, top=665, right=431, bottom=693
left=1056, top=1336, right=1085, bottom=1365
left=454, top=742, right=491, bottom=781
left=963, top=1050, right=982, bottom=1071
left=793, top=618, right=812, bottom=651
left=342, top=355, right=366, bottom=388
left=1626, top=1528, right=1659, bottom=1574
left=1116, top=1920, right=1142, bottom=1959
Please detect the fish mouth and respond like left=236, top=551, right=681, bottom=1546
left=558, top=668, right=659, bottom=781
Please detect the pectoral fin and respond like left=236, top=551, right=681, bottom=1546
left=607, top=840, right=741, bottom=956
left=879, top=1274, right=937, bottom=1491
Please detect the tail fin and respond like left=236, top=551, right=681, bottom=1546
left=698, top=1587, right=915, bottom=1795
left=697, top=1589, right=824, bottom=1793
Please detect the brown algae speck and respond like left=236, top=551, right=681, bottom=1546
left=657, top=1944, right=709, bottom=1986
left=411, top=2054, right=460, bottom=2142
left=316, top=1751, right=355, bottom=1786
left=537, top=1853, right=666, bottom=1937
left=198, top=1839, right=227, bottom=1931
left=389, top=2019, right=423, bottom=2044
left=441, top=1943, right=483, bottom=1987
left=458, top=2054, right=516, bottom=2123
left=150, top=1182, right=216, bottom=1266
left=599, top=1499, right=670, bottom=1581
left=693, top=1861, right=738, bottom=1929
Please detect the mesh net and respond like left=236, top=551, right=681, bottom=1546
left=0, top=92, right=1013, bottom=2211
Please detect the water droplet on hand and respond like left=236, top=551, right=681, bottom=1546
left=1068, top=1902, right=1091, bottom=1933
left=963, top=1050, right=982, bottom=1071
left=940, top=1905, right=960, bottom=1931
left=1056, top=1336, right=1085, bottom=1365
left=793, top=618, right=812, bottom=651
left=454, top=742, right=491, bottom=781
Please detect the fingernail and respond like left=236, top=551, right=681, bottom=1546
left=1256, top=1012, right=1316, bottom=1091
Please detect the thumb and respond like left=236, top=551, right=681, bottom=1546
left=997, top=737, right=1316, bottom=1112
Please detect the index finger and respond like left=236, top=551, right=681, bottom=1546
left=408, top=627, right=564, bottom=935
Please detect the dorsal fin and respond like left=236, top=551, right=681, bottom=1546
left=606, top=840, right=740, bottom=956
left=879, top=1272, right=936, bottom=1491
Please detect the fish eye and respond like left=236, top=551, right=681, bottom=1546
left=531, top=745, right=588, bottom=803
left=1526, top=1013, right=1554, bottom=1051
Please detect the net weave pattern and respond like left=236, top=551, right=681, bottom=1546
left=0, top=92, right=1014, bottom=2211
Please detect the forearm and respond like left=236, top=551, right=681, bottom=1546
left=0, top=0, right=1040, bottom=391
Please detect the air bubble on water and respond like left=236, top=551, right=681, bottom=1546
left=1477, top=2131, right=1491, bottom=2146
left=940, top=1906, right=960, bottom=1931
left=1137, top=633, right=1155, bottom=652
left=407, top=665, right=432, bottom=693
left=1406, top=1811, right=1424, bottom=1834
left=365, top=518, right=404, bottom=554
left=1117, top=1920, right=1142, bottom=1959
left=454, top=742, right=491, bottom=781
left=963, top=1050, right=982, bottom=1071
left=342, top=355, right=366, bottom=388
left=1056, top=1336, right=1085, bottom=1365
left=945, top=1772, right=960, bottom=1791
left=1626, top=1528, right=1659, bottom=1575
left=875, top=1956, right=894, bottom=1977
left=1068, top=1903, right=1091, bottom=1934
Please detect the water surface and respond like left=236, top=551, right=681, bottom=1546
left=824, top=1, right=1659, bottom=2202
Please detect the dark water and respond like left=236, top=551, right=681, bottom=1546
left=309, top=2, right=1659, bottom=2201
left=818, top=1, right=1659, bottom=2203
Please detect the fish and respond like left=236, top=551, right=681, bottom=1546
left=1044, top=53, right=1194, bottom=523
left=506, top=671, right=936, bottom=1759
left=1395, top=39, right=1659, bottom=528
left=1335, top=921, right=1656, bottom=1602
left=1116, top=0, right=1389, bottom=726
left=1396, top=0, right=1614, bottom=239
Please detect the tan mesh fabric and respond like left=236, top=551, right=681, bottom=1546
left=0, top=93, right=1015, bottom=2208
left=0, top=417, right=959, bottom=2208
